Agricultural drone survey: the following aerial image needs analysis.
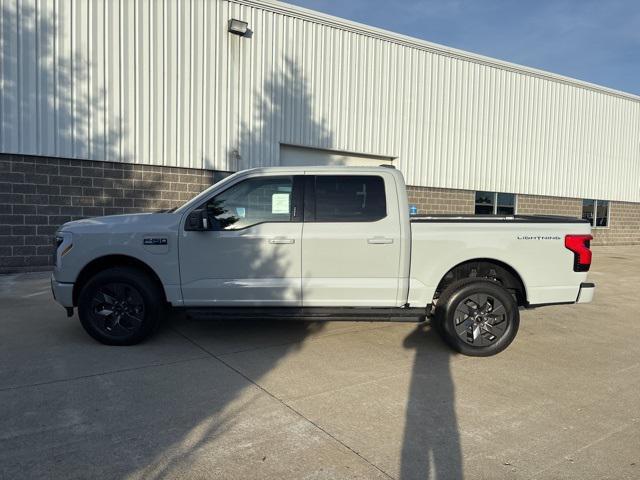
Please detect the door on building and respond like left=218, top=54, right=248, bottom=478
left=179, top=175, right=303, bottom=306
left=301, top=173, right=402, bottom=307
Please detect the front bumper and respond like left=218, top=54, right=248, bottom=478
left=576, top=282, right=595, bottom=304
left=51, top=275, right=74, bottom=308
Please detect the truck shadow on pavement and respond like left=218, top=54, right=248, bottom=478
left=139, top=316, right=463, bottom=480
left=0, top=277, right=462, bottom=480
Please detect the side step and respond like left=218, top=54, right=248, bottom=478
left=185, top=306, right=427, bottom=323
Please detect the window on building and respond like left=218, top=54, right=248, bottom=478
left=475, top=191, right=516, bottom=215
left=582, top=199, right=609, bottom=228
left=314, top=175, right=386, bottom=222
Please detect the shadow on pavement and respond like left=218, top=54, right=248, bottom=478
left=401, top=323, right=463, bottom=479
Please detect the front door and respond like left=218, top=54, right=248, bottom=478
left=179, top=175, right=303, bottom=306
left=301, top=173, right=402, bottom=307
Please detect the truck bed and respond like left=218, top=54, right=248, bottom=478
left=407, top=214, right=592, bottom=307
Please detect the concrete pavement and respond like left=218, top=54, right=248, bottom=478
left=0, top=246, right=638, bottom=479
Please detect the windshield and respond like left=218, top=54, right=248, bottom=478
left=173, top=171, right=243, bottom=214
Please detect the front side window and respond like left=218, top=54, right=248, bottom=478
left=475, top=192, right=516, bottom=215
left=583, top=199, right=609, bottom=227
left=204, top=176, right=293, bottom=230
left=313, top=175, right=386, bottom=222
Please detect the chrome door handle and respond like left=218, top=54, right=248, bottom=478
left=269, top=237, right=295, bottom=244
left=367, top=237, right=393, bottom=244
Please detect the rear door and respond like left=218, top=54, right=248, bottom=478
left=301, top=173, right=402, bottom=307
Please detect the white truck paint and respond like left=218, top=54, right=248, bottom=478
left=51, top=166, right=595, bottom=355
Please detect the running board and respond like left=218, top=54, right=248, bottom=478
left=185, top=306, right=427, bottom=322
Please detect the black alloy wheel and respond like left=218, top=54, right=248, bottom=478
left=434, top=278, right=519, bottom=356
left=89, top=282, right=146, bottom=338
left=78, top=267, right=164, bottom=345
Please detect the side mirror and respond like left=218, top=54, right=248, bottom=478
left=185, top=209, right=209, bottom=231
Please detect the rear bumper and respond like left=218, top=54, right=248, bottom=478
left=51, top=275, right=74, bottom=308
left=576, top=282, right=595, bottom=304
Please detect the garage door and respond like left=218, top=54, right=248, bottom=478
left=280, top=145, right=393, bottom=167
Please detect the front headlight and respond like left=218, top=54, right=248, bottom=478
left=54, top=232, right=73, bottom=267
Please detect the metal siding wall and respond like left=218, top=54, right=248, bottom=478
left=1, top=0, right=639, bottom=201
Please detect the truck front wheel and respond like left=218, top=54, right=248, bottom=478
left=77, top=267, right=164, bottom=345
left=433, top=278, right=519, bottom=356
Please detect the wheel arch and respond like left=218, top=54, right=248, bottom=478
left=435, top=258, right=527, bottom=306
left=72, top=255, right=167, bottom=306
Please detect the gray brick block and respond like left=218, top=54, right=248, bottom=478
left=0, top=236, right=25, bottom=246
left=14, top=225, right=37, bottom=235
left=71, top=176, right=93, bottom=187
left=35, top=163, right=59, bottom=175
left=13, top=245, right=36, bottom=256
left=37, top=205, right=60, bottom=215
left=82, top=207, right=104, bottom=217
left=0, top=172, right=26, bottom=183
left=36, top=184, right=60, bottom=195
left=0, top=215, right=25, bottom=225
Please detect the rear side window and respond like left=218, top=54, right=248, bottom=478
left=313, top=175, right=386, bottom=222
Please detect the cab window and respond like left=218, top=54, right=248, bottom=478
left=204, top=176, right=293, bottom=230
left=313, top=175, right=386, bottom=222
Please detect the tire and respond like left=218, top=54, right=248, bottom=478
left=78, top=266, right=165, bottom=345
left=433, top=278, right=519, bottom=356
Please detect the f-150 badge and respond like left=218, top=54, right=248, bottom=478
left=143, top=238, right=168, bottom=245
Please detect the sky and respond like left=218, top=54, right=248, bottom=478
left=285, top=0, right=640, bottom=96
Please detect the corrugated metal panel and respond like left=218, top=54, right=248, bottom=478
left=1, top=0, right=639, bottom=201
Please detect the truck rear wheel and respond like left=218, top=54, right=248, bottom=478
left=433, top=278, right=519, bottom=356
left=77, top=267, right=164, bottom=345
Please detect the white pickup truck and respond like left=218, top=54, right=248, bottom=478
left=51, top=166, right=595, bottom=356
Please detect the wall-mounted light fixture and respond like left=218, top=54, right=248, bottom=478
left=228, top=19, right=251, bottom=37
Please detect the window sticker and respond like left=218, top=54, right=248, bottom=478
left=272, top=193, right=290, bottom=214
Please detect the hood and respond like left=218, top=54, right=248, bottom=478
left=58, top=212, right=181, bottom=234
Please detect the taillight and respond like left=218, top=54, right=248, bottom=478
left=565, top=234, right=593, bottom=272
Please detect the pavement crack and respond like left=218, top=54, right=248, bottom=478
left=169, top=326, right=396, bottom=480
left=528, top=419, right=640, bottom=479
left=0, top=355, right=208, bottom=393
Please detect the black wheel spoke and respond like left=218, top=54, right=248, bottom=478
left=95, top=307, right=114, bottom=317
left=98, top=290, right=117, bottom=306
left=122, top=312, right=143, bottom=329
left=454, top=292, right=508, bottom=347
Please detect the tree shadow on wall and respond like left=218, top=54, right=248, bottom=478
left=0, top=1, right=119, bottom=162
left=0, top=1, right=209, bottom=269
left=233, top=57, right=333, bottom=169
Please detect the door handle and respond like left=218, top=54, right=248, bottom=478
left=269, top=237, right=295, bottom=244
left=367, top=237, right=393, bottom=244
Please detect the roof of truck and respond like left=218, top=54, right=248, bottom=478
left=241, top=165, right=399, bottom=173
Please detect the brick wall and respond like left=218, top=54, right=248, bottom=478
left=516, top=194, right=582, bottom=217
left=408, top=188, right=640, bottom=246
left=406, top=186, right=474, bottom=214
left=2, top=155, right=639, bottom=273
left=591, top=201, right=640, bottom=245
left=510, top=194, right=640, bottom=246
left=0, top=154, right=219, bottom=273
